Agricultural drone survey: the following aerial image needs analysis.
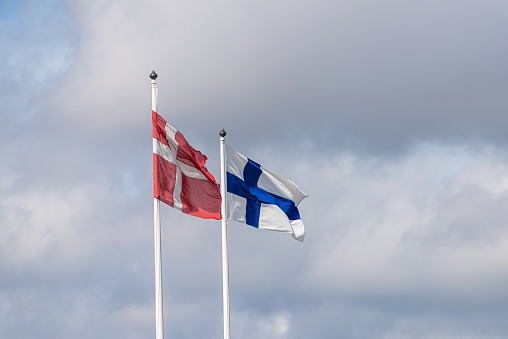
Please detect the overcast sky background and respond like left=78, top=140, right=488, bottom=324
left=2, top=0, right=508, bottom=338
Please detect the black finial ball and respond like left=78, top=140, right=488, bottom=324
left=219, top=129, right=226, bottom=137
left=150, top=70, right=158, bottom=79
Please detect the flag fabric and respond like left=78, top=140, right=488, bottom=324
left=225, top=145, right=307, bottom=241
left=153, top=110, right=221, bottom=220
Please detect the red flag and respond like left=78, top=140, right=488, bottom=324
left=152, top=111, right=221, bottom=219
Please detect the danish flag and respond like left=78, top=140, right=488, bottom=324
left=152, top=110, right=221, bottom=219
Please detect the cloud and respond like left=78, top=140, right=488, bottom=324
left=232, top=310, right=290, bottom=339
left=295, top=144, right=508, bottom=289
left=3, top=0, right=508, bottom=338
left=44, top=0, right=508, bottom=154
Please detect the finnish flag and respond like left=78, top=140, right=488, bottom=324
left=226, top=145, right=308, bottom=242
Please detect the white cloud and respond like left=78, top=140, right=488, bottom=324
left=232, top=310, right=290, bottom=339
left=4, top=0, right=508, bottom=337
left=290, top=144, right=508, bottom=309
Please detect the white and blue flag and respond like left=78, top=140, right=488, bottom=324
left=225, top=145, right=307, bottom=242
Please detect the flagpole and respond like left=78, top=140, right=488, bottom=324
left=151, top=70, right=164, bottom=339
left=219, top=129, right=231, bottom=339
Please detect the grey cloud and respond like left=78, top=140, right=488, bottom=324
left=4, top=0, right=508, bottom=338
left=46, top=0, right=508, bottom=154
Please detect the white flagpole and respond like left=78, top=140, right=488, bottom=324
left=219, top=129, right=231, bottom=339
left=151, top=70, right=164, bottom=339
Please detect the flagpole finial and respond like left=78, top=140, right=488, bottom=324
left=219, top=129, right=226, bottom=138
left=150, top=70, right=158, bottom=80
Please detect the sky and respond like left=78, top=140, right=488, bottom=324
left=2, top=0, right=508, bottom=338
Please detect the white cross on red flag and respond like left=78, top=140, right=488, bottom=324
left=152, top=110, right=221, bottom=219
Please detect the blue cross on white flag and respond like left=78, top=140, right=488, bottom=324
left=225, top=145, right=308, bottom=242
